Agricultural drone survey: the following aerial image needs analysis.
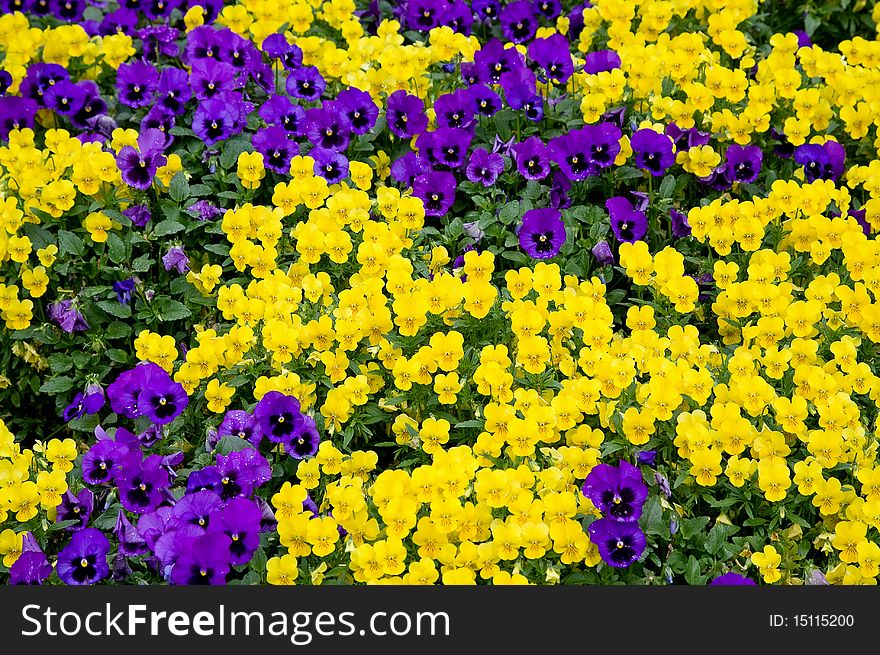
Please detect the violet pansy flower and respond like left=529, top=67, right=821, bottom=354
left=519, top=208, right=567, bottom=260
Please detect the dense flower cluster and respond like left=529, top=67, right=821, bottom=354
left=0, top=0, right=880, bottom=586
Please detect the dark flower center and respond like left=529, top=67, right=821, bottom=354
left=531, top=231, right=556, bottom=253
left=187, top=565, right=214, bottom=585
left=151, top=394, right=177, bottom=419
left=71, top=556, right=97, bottom=583
left=606, top=535, right=637, bottom=565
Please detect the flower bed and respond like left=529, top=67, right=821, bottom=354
left=0, top=0, right=879, bottom=585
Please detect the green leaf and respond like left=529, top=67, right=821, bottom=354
left=105, top=321, right=132, bottom=339
left=659, top=174, right=676, bottom=198
left=498, top=201, right=521, bottom=224
left=501, top=250, right=528, bottom=264
left=57, top=230, right=84, bottom=257
left=152, top=219, right=185, bottom=238
left=96, top=299, right=132, bottom=318
left=667, top=550, right=687, bottom=573
left=454, top=419, right=484, bottom=429
left=39, top=376, right=75, bottom=394
left=169, top=172, right=190, bottom=203
left=106, top=233, right=127, bottom=264
left=615, top=166, right=644, bottom=181
left=219, top=135, right=253, bottom=169
left=132, top=254, right=152, bottom=272
left=47, top=519, right=80, bottom=533
left=679, top=516, right=710, bottom=540
left=214, top=436, right=252, bottom=454
left=47, top=354, right=73, bottom=373
left=188, top=184, right=212, bottom=197
left=642, top=496, right=665, bottom=537
left=684, top=555, right=703, bottom=585
left=91, top=505, right=123, bottom=531
left=204, top=244, right=230, bottom=257
left=251, top=546, right=268, bottom=573
left=106, top=348, right=129, bottom=363
left=705, top=523, right=738, bottom=555
left=154, top=298, right=192, bottom=322
left=22, top=223, right=53, bottom=250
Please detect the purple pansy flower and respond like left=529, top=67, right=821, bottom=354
left=669, top=209, right=691, bottom=238
left=259, top=94, right=305, bottom=136
left=549, top=170, right=572, bottom=209
left=136, top=368, right=189, bottom=425
left=118, top=454, right=171, bottom=514
left=582, top=460, right=648, bottom=521
left=192, top=95, right=242, bottom=145
left=304, top=105, right=352, bottom=152
left=465, top=148, right=504, bottom=186
left=253, top=391, right=303, bottom=444
left=48, top=298, right=89, bottom=334
left=123, top=204, right=152, bottom=228
left=218, top=410, right=263, bottom=446
left=285, top=65, right=325, bottom=101
left=631, top=129, right=675, bottom=176
left=500, top=0, right=538, bottom=43
left=417, top=127, right=473, bottom=170
left=56, top=528, right=110, bottom=585
left=9, top=539, right=53, bottom=585
left=434, top=90, right=476, bottom=130
left=162, top=245, right=190, bottom=273
left=519, top=208, right=567, bottom=259
left=173, top=489, right=223, bottom=532
left=794, top=140, right=845, bottom=182
left=390, top=151, right=430, bottom=187
left=606, top=196, right=648, bottom=243
left=81, top=430, right=138, bottom=486
left=252, top=126, right=296, bottom=174
left=63, top=383, right=106, bottom=421
left=55, top=488, right=94, bottom=531
left=710, top=572, right=757, bottom=585
left=208, top=497, right=262, bottom=566
left=0, top=96, right=38, bottom=140
left=583, top=49, right=621, bottom=74
left=528, top=34, right=574, bottom=84
left=215, top=447, right=271, bottom=500
left=336, top=87, right=379, bottom=135
left=188, top=199, right=223, bottom=221
left=190, top=58, right=239, bottom=101
left=588, top=517, right=647, bottom=568
left=311, top=147, right=349, bottom=184
left=170, top=532, right=231, bottom=585
left=262, top=33, right=303, bottom=69
left=116, top=128, right=167, bottom=190
left=591, top=240, right=614, bottom=266
left=115, top=510, right=149, bottom=557
left=386, top=90, right=428, bottom=139
left=113, top=278, right=136, bottom=305
left=116, top=60, right=159, bottom=109
left=469, top=84, right=502, bottom=117
left=412, top=170, right=457, bottom=217
left=43, top=79, right=85, bottom=116
left=724, top=145, right=763, bottom=184
left=107, top=363, right=168, bottom=419
left=512, top=136, right=551, bottom=181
